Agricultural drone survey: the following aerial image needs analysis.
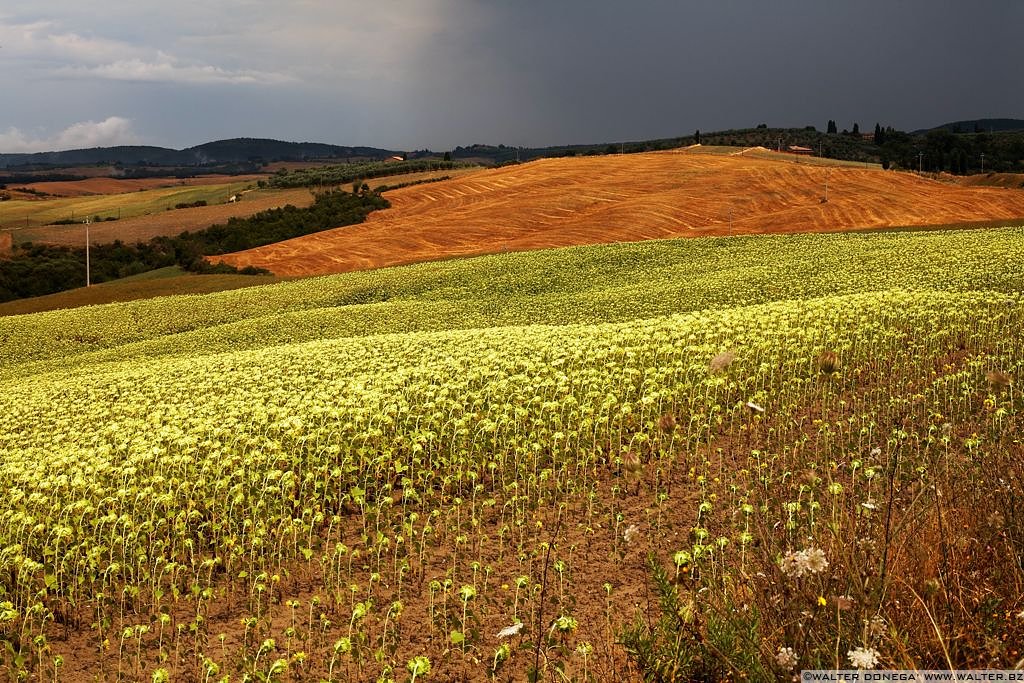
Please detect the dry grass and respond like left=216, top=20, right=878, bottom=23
left=215, top=148, right=1024, bottom=277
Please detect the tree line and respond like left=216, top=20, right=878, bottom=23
left=267, top=159, right=473, bottom=188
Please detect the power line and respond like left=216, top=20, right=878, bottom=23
left=85, top=217, right=91, bottom=287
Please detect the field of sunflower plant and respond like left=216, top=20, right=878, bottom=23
left=0, top=227, right=1021, bottom=681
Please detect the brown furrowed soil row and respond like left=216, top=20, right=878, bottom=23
left=215, top=149, right=1024, bottom=276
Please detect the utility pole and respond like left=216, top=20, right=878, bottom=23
left=918, top=152, right=923, bottom=174
left=85, top=217, right=91, bottom=287
left=778, top=137, right=782, bottom=153
left=980, top=153, right=985, bottom=173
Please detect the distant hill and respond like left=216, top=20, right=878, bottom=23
left=913, top=118, right=1024, bottom=134
left=0, top=138, right=400, bottom=169
left=441, top=120, right=1024, bottom=175
left=3, top=120, right=1023, bottom=176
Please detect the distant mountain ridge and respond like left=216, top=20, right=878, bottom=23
left=0, top=138, right=401, bottom=169
left=912, top=118, right=1024, bottom=134
left=4, top=118, right=1024, bottom=173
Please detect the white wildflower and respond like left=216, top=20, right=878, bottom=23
left=779, top=547, right=829, bottom=577
left=867, top=614, right=886, bottom=639
left=775, top=646, right=798, bottom=670
left=779, top=550, right=805, bottom=577
left=623, top=524, right=641, bottom=545
left=803, top=547, right=829, bottom=573
left=496, top=622, right=524, bottom=639
left=745, top=401, right=764, bottom=413
left=861, top=500, right=878, bottom=511
left=847, top=646, right=880, bottom=669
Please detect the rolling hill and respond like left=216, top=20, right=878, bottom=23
left=216, top=147, right=1024, bottom=276
left=0, top=137, right=399, bottom=169
left=912, top=117, right=1024, bottom=134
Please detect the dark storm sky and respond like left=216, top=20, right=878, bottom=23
left=1, top=0, right=1021, bottom=152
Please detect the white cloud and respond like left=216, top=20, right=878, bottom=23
left=0, top=19, right=140, bottom=63
left=0, top=18, right=292, bottom=85
left=0, top=117, right=141, bottom=153
left=58, top=57, right=293, bottom=85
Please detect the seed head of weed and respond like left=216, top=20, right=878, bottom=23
left=817, top=350, right=839, bottom=375
left=622, top=450, right=642, bottom=479
left=986, top=369, right=1012, bottom=392
left=709, top=350, right=736, bottom=374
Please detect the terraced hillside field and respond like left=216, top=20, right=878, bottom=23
left=1, top=228, right=1022, bottom=680
left=217, top=148, right=1024, bottom=276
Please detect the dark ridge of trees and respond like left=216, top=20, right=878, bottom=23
left=268, top=159, right=475, bottom=188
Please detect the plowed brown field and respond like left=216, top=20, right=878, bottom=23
left=215, top=149, right=1024, bottom=277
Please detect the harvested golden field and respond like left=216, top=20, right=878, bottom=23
left=18, top=188, right=314, bottom=246
left=954, top=171, right=1024, bottom=189
left=13, top=174, right=269, bottom=198
left=363, top=165, right=483, bottom=188
left=217, top=148, right=1024, bottom=276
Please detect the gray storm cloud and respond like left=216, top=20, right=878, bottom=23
left=0, top=0, right=1021, bottom=152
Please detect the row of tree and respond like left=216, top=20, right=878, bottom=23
left=696, top=123, right=1024, bottom=174
left=268, top=159, right=472, bottom=188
